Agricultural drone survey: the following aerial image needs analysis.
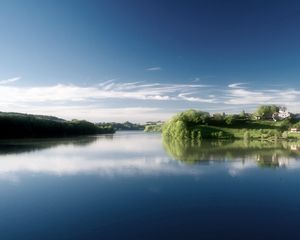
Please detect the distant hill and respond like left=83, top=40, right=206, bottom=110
left=0, top=112, right=115, bottom=138
left=0, top=111, right=66, bottom=122
left=97, top=121, right=144, bottom=131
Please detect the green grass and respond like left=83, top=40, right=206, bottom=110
left=199, top=124, right=282, bottom=140
left=287, top=132, right=300, bottom=139
left=197, top=120, right=300, bottom=140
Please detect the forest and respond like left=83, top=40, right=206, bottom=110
left=0, top=112, right=115, bottom=138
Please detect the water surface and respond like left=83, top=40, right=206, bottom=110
left=0, top=132, right=300, bottom=239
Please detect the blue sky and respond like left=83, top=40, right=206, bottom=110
left=1, top=0, right=300, bottom=122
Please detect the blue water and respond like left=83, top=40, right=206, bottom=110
left=0, top=132, right=300, bottom=239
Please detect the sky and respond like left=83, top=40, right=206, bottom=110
left=1, top=0, right=300, bottom=123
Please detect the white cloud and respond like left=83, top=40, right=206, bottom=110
left=0, top=80, right=213, bottom=122
left=178, top=93, right=216, bottom=103
left=228, top=82, right=248, bottom=89
left=2, top=79, right=300, bottom=122
left=0, top=76, right=21, bottom=85
left=0, top=81, right=212, bottom=104
left=224, top=87, right=300, bottom=107
left=146, top=67, right=161, bottom=71
left=224, top=88, right=274, bottom=105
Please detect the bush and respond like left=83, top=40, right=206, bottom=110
left=244, top=131, right=250, bottom=141
left=163, top=110, right=233, bottom=140
left=282, top=131, right=288, bottom=139
left=255, top=105, right=280, bottom=119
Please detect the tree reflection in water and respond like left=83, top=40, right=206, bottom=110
left=0, top=135, right=113, bottom=155
left=163, top=137, right=300, bottom=168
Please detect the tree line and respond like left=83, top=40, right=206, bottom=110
left=0, top=112, right=115, bottom=138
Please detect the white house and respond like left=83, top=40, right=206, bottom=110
left=272, top=107, right=291, bottom=121
left=278, top=107, right=291, bottom=119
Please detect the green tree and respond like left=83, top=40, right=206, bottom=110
left=255, top=105, right=280, bottom=119
left=240, top=110, right=246, bottom=118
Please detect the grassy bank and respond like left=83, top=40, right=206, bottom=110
left=162, top=109, right=300, bottom=141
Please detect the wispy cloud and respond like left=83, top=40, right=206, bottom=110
left=0, top=81, right=212, bottom=104
left=224, top=87, right=300, bottom=106
left=178, top=93, right=216, bottom=103
left=0, top=80, right=212, bottom=122
left=146, top=67, right=161, bottom=71
left=3, top=80, right=300, bottom=122
left=228, top=82, right=248, bottom=89
left=0, top=76, right=21, bottom=85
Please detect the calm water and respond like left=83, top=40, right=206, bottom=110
left=1, top=132, right=300, bottom=239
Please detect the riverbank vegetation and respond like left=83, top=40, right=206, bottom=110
left=0, top=112, right=115, bottom=138
left=144, top=123, right=163, bottom=132
left=162, top=106, right=300, bottom=141
left=97, top=121, right=144, bottom=131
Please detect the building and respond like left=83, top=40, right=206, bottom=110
left=272, top=107, right=291, bottom=121
left=290, top=128, right=300, bottom=133
left=278, top=107, right=291, bottom=119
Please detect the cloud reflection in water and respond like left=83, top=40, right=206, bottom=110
left=0, top=133, right=300, bottom=181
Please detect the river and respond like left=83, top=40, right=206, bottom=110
left=0, top=131, right=300, bottom=239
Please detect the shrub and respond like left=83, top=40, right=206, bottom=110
left=244, top=131, right=250, bottom=141
left=282, top=131, right=288, bottom=139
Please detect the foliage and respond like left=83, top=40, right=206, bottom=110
left=240, top=110, right=246, bottom=118
left=162, top=110, right=233, bottom=140
left=162, top=109, right=299, bottom=141
left=0, top=112, right=115, bottom=139
left=291, top=120, right=300, bottom=128
left=224, top=115, right=237, bottom=125
left=279, top=119, right=292, bottom=130
left=255, top=105, right=280, bottom=119
left=97, top=121, right=144, bottom=131
left=244, top=131, right=250, bottom=141
left=144, top=124, right=163, bottom=132
left=282, top=131, right=288, bottom=139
